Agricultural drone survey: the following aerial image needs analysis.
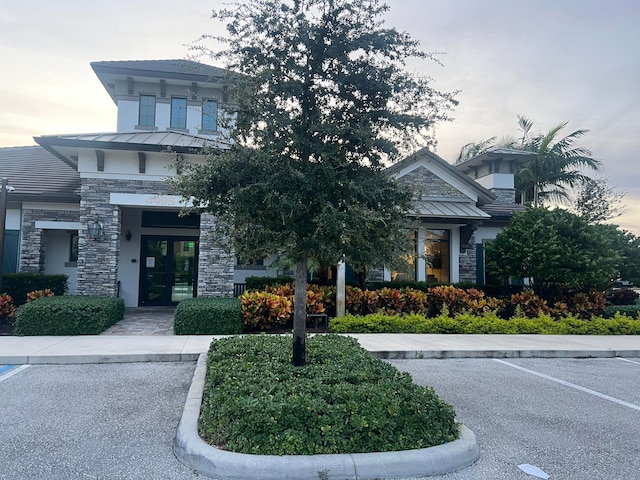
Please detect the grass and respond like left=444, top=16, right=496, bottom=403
left=198, top=334, right=459, bottom=455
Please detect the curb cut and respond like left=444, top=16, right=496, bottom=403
left=173, top=354, right=480, bottom=480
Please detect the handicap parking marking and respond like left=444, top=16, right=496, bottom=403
left=493, top=359, right=640, bottom=412
left=0, top=364, right=30, bottom=383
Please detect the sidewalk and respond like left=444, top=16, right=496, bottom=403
left=1, top=334, right=639, bottom=364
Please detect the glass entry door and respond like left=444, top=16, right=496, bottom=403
left=139, top=236, right=198, bottom=306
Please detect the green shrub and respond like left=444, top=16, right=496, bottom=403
left=198, top=335, right=459, bottom=455
left=329, top=312, right=640, bottom=335
left=2, top=273, right=67, bottom=306
left=174, top=297, right=242, bottom=335
left=14, top=296, right=124, bottom=336
left=245, top=276, right=293, bottom=290
left=603, top=304, right=640, bottom=319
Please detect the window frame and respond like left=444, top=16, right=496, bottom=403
left=201, top=99, right=218, bottom=132
left=170, top=97, right=188, bottom=129
left=138, top=94, right=156, bottom=127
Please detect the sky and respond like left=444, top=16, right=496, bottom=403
left=1, top=0, right=639, bottom=233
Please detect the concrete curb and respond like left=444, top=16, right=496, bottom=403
left=367, top=349, right=640, bottom=360
left=173, top=354, right=480, bottom=480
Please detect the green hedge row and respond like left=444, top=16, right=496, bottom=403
left=329, top=312, right=640, bottom=335
left=174, top=297, right=242, bottom=335
left=199, top=335, right=458, bottom=455
left=2, top=273, right=68, bottom=306
left=603, top=304, right=640, bottom=319
left=14, top=296, right=124, bottom=336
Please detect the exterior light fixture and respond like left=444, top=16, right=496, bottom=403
left=125, top=230, right=132, bottom=242
left=88, top=217, right=103, bottom=241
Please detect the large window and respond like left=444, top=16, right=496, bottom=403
left=201, top=99, right=218, bottom=131
left=170, top=97, right=187, bottom=129
left=138, top=95, right=156, bottom=126
left=425, top=229, right=450, bottom=283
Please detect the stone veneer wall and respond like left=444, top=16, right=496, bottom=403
left=197, top=214, right=235, bottom=296
left=397, top=166, right=467, bottom=198
left=458, top=231, right=478, bottom=284
left=490, top=188, right=516, bottom=204
left=20, top=209, right=80, bottom=273
left=77, top=179, right=124, bottom=297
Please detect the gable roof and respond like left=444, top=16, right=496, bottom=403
left=388, top=148, right=496, bottom=205
left=0, top=146, right=80, bottom=202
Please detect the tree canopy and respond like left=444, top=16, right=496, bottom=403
left=486, top=208, right=621, bottom=298
left=172, top=0, right=457, bottom=365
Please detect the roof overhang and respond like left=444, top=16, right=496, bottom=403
left=413, top=200, right=491, bottom=220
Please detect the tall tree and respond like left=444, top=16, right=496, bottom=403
left=570, top=176, right=626, bottom=224
left=456, top=116, right=601, bottom=207
left=515, top=116, right=601, bottom=207
left=172, top=0, right=457, bottom=366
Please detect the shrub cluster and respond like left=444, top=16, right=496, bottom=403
left=604, top=288, right=639, bottom=305
left=198, top=335, right=459, bottom=455
left=2, top=273, right=67, bottom=306
left=329, top=312, right=640, bottom=335
left=0, top=293, right=16, bottom=326
left=174, top=297, right=243, bottom=335
left=14, top=296, right=124, bottom=336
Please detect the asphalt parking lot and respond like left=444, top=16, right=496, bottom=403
left=1, top=358, right=638, bottom=480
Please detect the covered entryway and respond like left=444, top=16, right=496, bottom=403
left=139, top=236, right=198, bottom=306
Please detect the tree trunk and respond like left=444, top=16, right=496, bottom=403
left=292, top=259, right=307, bottom=366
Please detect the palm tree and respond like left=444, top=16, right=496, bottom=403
left=515, top=116, right=601, bottom=207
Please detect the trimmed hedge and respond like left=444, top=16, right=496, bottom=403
left=329, top=312, right=640, bottom=335
left=603, top=304, right=640, bottom=319
left=14, top=296, right=124, bottom=336
left=245, top=276, right=294, bottom=290
left=2, top=273, right=67, bottom=306
left=199, top=335, right=459, bottom=455
left=174, top=297, right=242, bottom=335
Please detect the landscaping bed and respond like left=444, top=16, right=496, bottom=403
left=198, top=335, right=459, bottom=455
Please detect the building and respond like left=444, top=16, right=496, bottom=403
left=0, top=60, right=530, bottom=306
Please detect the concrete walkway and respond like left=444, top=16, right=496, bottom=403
left=1, top=333, right=638, bottom=364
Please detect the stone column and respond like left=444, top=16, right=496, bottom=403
left=197, top=213, right=235, bottom=297
left=76, top=179, right=121, bottom=297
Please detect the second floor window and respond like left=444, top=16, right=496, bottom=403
left=171, top=97, right=187, bottom=129
left=202, top=100, right=218, bottom=131
left=139, top=95, right=156, bottom=126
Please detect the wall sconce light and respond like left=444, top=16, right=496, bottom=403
left=87, top=217, right=103, bottom=241
left=125, top=230, right=132, bottom=242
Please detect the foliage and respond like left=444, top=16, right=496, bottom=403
left=26, top=289, right=55, bottom=302
left=198, top=335, right=459, bottom=455
left=240, top=290, right=293, bottom=330
left=0, top=294, right=16, bottom=325
left=174, top=297, right=242, bottom=335
left=329, top=312, right=640, bottom=335
left=486, top=208, right=621, bottom=297
left=14, top=296, right=124, bottom=336
left=570, top=177, right=626, bottom=224
left=2, top=273, right=67, bottom=306
left=604, top=288, right=639, bottom=306
left=603, top=304, right=640, bottom=319
left=607, top=229, right=640, bottom=285
left=245, top=276, right=294, bottom=291
left=173, top=0, right=458, bottom=364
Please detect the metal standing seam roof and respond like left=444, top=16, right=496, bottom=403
left=414, top=200, right=491, bottom=220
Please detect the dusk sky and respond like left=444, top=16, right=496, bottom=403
left=2, top=0, right=639, bottom=233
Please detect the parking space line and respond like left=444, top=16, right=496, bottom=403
left=617, top=358, right=640, bottom=365
left=493, top=359, right=640, bottom=412
left=0, top=364, right=30, bottom=383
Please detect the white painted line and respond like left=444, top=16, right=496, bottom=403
left=0, top=364, right=30, bottom=383
left=617, top=358, right=640, bottom=365
left=493, top=359, right=640, bottom=412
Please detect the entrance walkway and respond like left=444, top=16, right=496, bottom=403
left=101, top=307, right=175, bottom=336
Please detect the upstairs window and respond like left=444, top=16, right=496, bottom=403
left=139, top=95, right=156, bottom=126
left=171, top=97, right=187, bottom=129
left=202, top=100, right=218, bottom=131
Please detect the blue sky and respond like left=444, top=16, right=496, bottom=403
left=1, top=0, right=639, bottom=233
